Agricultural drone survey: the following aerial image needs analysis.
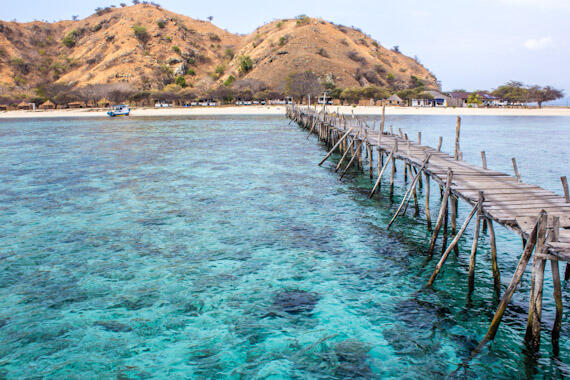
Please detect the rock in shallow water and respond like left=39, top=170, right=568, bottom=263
left=94, top=321, right=133, bottom=333
left=272, top=289, right=319, bottom=315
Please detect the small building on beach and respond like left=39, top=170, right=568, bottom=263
left=67, top=101, right=86, bottom=109
left=0, top=104, right=7, bottom=111
left=386, top=94, right=403, bottom=106
left=412, top=91, right=450, bottom=107
left=17, top=101, right=32, bottom=110
left=39, top=100, right=56, bottom=110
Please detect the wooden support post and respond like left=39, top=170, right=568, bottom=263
left=466, top=212, right=545, bottom=362
left=318, top=128, right=353, bottom=166
left=390, top=141, right=397, bottom=200
left=368, top=144, right=373, bottom=179
left=427, top=169, right=454, bottom=258
left=441, top=200, right=449, bottom=255
left=561, top=176, right=570, bottom=202
left=524, top=214, right=548, bottom=351
left=512, top=157, right=521, bottom=181
left=562, top=176, right=570, bottom=281
left=437, top=136, right=443, bottom=152
left=427, top=200, right=480, bottom=287
left=549, top=217, right=562, bottom=356
left=411, top=168, right=419, bottom=215
left=425, top=173, right=432, bottom=230
left=417, top=132, right=421, bottom=145
left=340, top=139, right=366, bottom=180
left=450, top=196, right=458, bottom=256
left=454, top=116, right=461, bottom=160
left=404, top=162, right=409, bottom=182
left=370, top=144, right=396, bottom=198
left=488, top=219, right=501, bottom=297
left=387, top=154, right=431, bottom=229
left=481, top=151, right=487, bottom=169
left=335, top=138, right=355, bottom=172
left=468, top=192, right=484, bottom=294
left=356, top=139, right=363, bottom=171
left=381, top=104, right=385, bottom=131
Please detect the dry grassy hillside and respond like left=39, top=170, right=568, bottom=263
left=226, top=17, right=436, bottom=90
left=0, top=5, right=438, bottom=102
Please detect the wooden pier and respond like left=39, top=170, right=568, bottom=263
left=286, top=104, right=569, bottom=361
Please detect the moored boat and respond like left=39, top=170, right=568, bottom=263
left=107, top=105, right=130, bottom=117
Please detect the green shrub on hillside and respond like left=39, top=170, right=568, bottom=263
left=175, top=75, right=187, bottom=88
left=62, top=30, right=79, bottom=48
left=238, top=55, right=253, bottom=74
left=172, top=46, right=181, bottom=54
left=132, top=25, right=150, bottom=43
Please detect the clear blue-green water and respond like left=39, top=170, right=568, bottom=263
left=0, top=115, right=568, bottom=378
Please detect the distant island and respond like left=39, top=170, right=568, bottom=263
left=0, top=2, right=563, bottom=110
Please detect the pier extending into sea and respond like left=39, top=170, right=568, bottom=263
left=286, top=104, right=569, bottom=362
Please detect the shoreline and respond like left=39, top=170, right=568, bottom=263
left=1, top=105, right=570, bottom=119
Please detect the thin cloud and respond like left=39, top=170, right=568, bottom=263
left=495, top=0, right=570, bottom=8
left=524, top=36, right=554, bottom=50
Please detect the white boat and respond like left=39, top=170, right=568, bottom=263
left=107, top=105, right=130, bottom=117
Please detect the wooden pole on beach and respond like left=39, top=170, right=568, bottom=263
left=481, top=151, right=487, bottom=170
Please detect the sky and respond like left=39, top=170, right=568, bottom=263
left=3, top=0, right=570, bottom=103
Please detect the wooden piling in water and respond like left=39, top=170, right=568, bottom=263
left=370, top=143, right=396, bottom=198
left=468, top=192, right=484, bottom=295
left=488, top=218, right=501, bottom=297
left=454, top=117, right=461, bottom=160
left=427, top=200, right=480, bottom=287
left=425, top=173, right=432, bottom=230
left=427, top=169, right=454, bottom=259
left=549, top=216, right=562, bottom=356
left=465, top=211, right=545, bottom=362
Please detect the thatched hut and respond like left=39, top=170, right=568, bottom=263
left=17, top=101, right=32, bottom=110
left=39, top=100, right=56, bottom=110
left=0, top=104, right=7, bottom=111
left=67, top=101, right=86, bottom=108
left=386, top=94, right=403, bottom=106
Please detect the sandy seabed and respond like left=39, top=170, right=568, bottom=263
left=1, top=105, right=570, bottom=119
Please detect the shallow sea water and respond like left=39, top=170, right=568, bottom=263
left=0, top=114, right=569, bottom=378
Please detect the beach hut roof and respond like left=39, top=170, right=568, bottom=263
left=387, top=94, right=402, bottom=101
left=41, top=100, right=55, bottom=107
left=18, top=101, right=31, bottom=107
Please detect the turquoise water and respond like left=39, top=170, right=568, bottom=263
left=0, top=115, right=568, bottom=378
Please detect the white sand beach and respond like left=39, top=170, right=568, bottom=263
left=1, top=105, right=569, bottom=119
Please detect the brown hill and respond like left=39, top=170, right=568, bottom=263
left=0, top=4, right=438, bottom=101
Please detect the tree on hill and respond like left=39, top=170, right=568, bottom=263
left=285, top=71, right=323, bottom=102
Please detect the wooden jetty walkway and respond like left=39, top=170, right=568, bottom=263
left=286, top=104, right=569, bottom=361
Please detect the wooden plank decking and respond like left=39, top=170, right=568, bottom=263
left=286, top=104, right=569, bottom=361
